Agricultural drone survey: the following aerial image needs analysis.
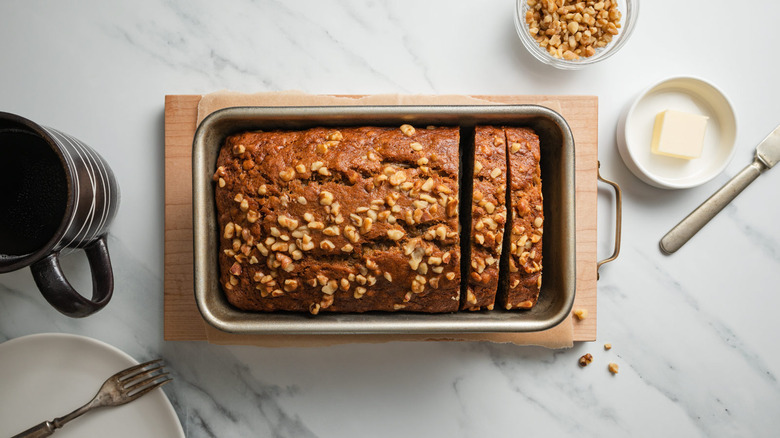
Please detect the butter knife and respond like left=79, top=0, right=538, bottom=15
left=660, top=124, right=780, bottom=254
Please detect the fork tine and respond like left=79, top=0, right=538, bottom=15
left=126, top=375, right=172, bottom=400
left=126, top=369, right=169, bottom=389
left=115, top=359, right=163, bottom=380
left=120, top=363, right=165, bottom=385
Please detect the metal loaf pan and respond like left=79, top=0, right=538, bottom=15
left=192, top=105, right=575, bottom=334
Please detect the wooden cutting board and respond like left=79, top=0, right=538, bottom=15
left=164, top=94, right=599, bottom=343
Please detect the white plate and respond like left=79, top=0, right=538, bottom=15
left=617, top=76, right=738, bottom=189
left=0, top=333, right=184, bottom=438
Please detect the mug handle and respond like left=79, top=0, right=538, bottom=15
left=30, top=235, right=114, bottom=318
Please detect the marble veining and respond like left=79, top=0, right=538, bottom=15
left=2, top=0, right=780, bottom=436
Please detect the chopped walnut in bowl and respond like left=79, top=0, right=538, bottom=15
left=514, top=0, right=639, bottom=69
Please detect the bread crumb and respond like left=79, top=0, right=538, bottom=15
left=608, top=362, right=619, bottom=374
left=573, top=308, right=588, bottom=320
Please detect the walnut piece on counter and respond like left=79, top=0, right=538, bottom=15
left=608, top=362, right=619, bottom=374
left=578, top=353, right=594, bottom=367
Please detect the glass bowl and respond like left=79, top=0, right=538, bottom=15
left=514, top=0, right=639, bottom=70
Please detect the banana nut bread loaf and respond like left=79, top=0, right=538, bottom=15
left=497, top=127, right=543, bottom=310
left=213, top=124, right=461, bottom=314
left=462, top=126, right=508, bottom=311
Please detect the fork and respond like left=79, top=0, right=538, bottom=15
left=12, top=359, right=172, bottom=438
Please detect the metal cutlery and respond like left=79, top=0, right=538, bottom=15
left=12, top=359, right=171, bottom=438
left=660, top=124, right=780, bottom=254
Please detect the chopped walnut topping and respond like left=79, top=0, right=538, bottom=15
left=411, top=279, right=425, bottom=294
left=279, top=168, right=296, bottom=181
left=419, top=193, right=437, bottom=204
left=284, top=279, right=299, bottom=292
left=277, top=215, right=299, bottom=231
left=437, top=184, right=453, bottom=195
left=350, top=215, right=369, bottom=233
left=307, top=221, right=324, bottom=230
left=322, top=226, right=340, bottom=236
left=271, top=242, right=288, bottom=252
left=435, top=225, right=447, bottom=241
left=400, top=124, right=415, bottom=136
left=344, top=226, right=360, bottom=243
left=389, top=171, right=407, bottom=186
left=349, top=213, right=363, bottom=227
left=319, top=190, right=334, bottom=206
left=365, top=259, right=379, bottom=271
left=510, top=142, right=522, bottom=153
left=224, top=222, right=235, bottom=239
left=410, top=142, right=423, bottom=151
left=446, top=198, right=458, bottom=218
left=387, top=229, right=405, bottom=241
left=326, top=130, right=344, bottom=141
left=322, top=279, right=338, bottom=295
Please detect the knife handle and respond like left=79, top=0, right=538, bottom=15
left=660, top=157, right=767, bottom=254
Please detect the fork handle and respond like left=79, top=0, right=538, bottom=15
left=11, top=421, right=56, bottom=438
left=12, top=403, right=91, bottom=437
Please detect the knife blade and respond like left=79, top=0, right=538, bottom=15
left=660, top=124, right=780, bottom=254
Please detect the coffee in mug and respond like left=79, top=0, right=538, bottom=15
left=0, top=112, right=120, bottom=317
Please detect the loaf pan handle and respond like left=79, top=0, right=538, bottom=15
left=597, top=162, right=622, bottom=279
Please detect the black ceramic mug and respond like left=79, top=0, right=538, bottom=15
left=0, top=112, right=120, bottom=317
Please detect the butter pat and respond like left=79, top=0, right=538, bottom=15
left=651, top=110, right=709, bottom=159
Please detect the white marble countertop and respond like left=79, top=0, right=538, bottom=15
left=2, top=1, right=779, bottom=436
